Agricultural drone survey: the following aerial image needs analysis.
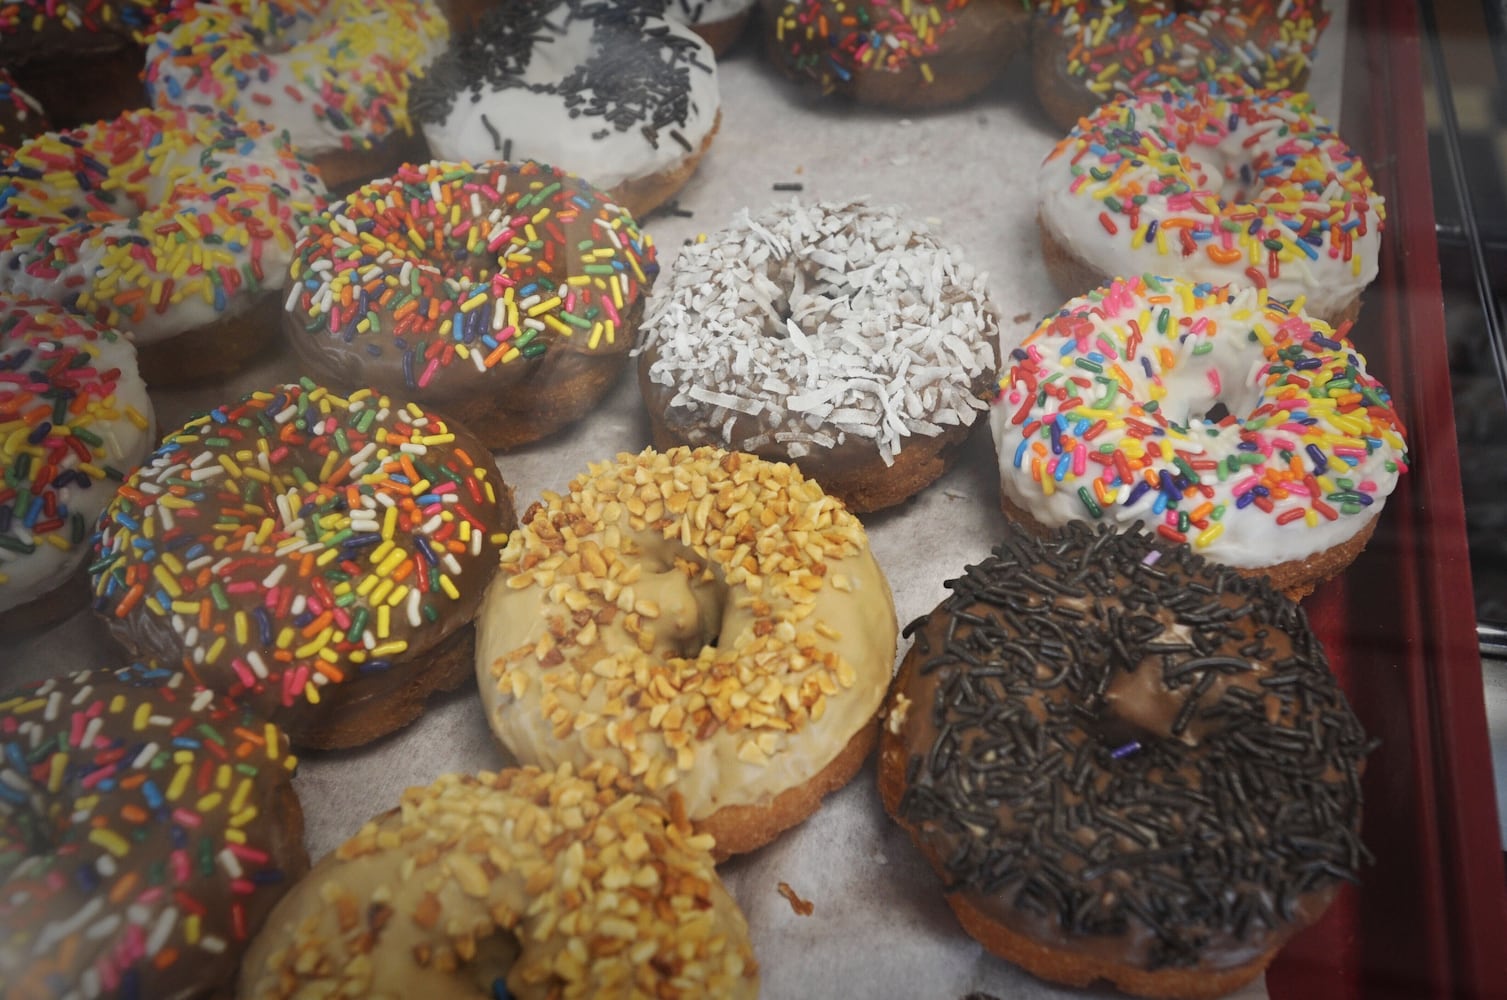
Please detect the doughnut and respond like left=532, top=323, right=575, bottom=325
left=1037, top=82, right=1383, bottom=326
left=143, top=0, right=449, bottom=192
left=0, top=71, right=48, bottom=148
left=285, top=160, right=658, bottom=452
left=637, top=199, right=1001, bottom=513
left=0, top=0, right=184, bottom=127
left=0, top=662, right=306, bottom=999
left=409, top=0, right=720, bottom=220
left=89, top=382, right=517, bottom=749
left=989, top=276, right=1407, bottom=600
left=0, top=107, right=327, bottom=386
left=879, top=521, right=1374, bottom=1000
left=0, top=299, right=154, bottom=634
left=239, top=765, right=759, bottom=999
left=1031, top=1, right=1328, bottom=129
left=762, top=0, right=1029, bottom=109
left=474, top=446, right=897, bottom=857
left=663, top=0, right=757, bottom=56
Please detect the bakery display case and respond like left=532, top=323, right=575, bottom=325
left=3, top=0, right=1507, bottom=997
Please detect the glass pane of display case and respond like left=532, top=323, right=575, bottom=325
left=1, top=0, right=1504, bottom=997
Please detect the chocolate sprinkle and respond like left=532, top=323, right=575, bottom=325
left=410, top=0, right=708, bottom=138
left=892, top=522, right=1374, bottom=971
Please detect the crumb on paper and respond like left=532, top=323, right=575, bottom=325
left=1012, top=311, right=1034, bottom=324
left=778, top=882, right=815, bottom=916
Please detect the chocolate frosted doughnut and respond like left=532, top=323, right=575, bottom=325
left=879, top=522, right=1373, bottom=1000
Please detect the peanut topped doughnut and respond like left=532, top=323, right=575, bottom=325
left=1032, top=1, right=1328, bottom=129
left=409, top=0, right=720, bottom=219
left=0, top=299, right=154, bottom=633
left=638, top=199, right=1000, bottom=512
left=763, top=0, right=1029, bottom=108
left=90, top=382, right=516, bottom=749
left=285, top=160, right=658, bottom=451
left=989, top=276, right=1407, bottom=599
left=475, top=447, right=897, bottom=857
left=1, top=663, right=306, bottom=1000
left=240, top=766, right=759, bottom=999
left=879, top=522, right=1374, bottom=999
left=0, top=107, right=327, bottom=384
left=1038, top=83, right=1383, bottom=326
left=144, top=0, right=449, bottom=191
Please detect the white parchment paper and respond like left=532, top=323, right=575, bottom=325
left=6, top=8, right=1347, bottom=995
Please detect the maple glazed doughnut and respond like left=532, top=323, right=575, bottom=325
left=410, top=0, right=720, bottom=220
left=879, top=522, right=1374, bottom=1000
left=240, top=765, right=758, bottom=999
left=763, top=0, right=1030, bottom=108
left=0, top=107, right=327, bottom=386
left=637, top=199, right=1001, bottom=513
left=1, top=663, right=306, bottom=999
left=1031, top=1, right=1328, bottom=130
left=475, top=446, right=897, bottom=857
left=90, top=382, right=516, bottom=749
left=989, top=276, right=1407, bottom=600
left=1038, top=82, right=1383, bottom=326
left=144, top=0, right=449, bottom=192
left=0, top=299, right=154, bottom=634
left=285, top=160, right=658, bottom=452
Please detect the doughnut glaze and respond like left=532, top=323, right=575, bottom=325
left=989, top=277, right=1406, bottom=591
left=475, top=446, right=896, bottom=855
left=1038, top=83, right=1383, bottom=324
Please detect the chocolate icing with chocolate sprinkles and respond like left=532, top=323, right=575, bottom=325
left=885, top=522, right=1374, bottom=975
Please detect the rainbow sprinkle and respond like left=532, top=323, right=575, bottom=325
left=992, top=276, right=1407, bottom=563
left=0, top=298, right=152, bottom=611
left=0, top=663, right=301, bottom=998
left=288, top=161, right=657, bottom=393
left=1042, top=83, right=1383, bottom=308
left=89, top=382, right=510, bottom=724
left=0, top=69, right=47, bottom=148
left=0, top=107, right=325, bottom=343
left=1036, top=0, right=1328, bottom=102
left=144, top=0, right=449, bottom=154
left=770, top=0, right=976, bottom=91
left=0, top=0, right=189, bottom=44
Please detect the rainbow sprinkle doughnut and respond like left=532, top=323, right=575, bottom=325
left=989, top=276, right=1407, bottom=594
left=1032, top=1, right=1328, bottom=127
left=1038, top=83, right=1383, bottom=325
left=0, top=663, right=306, bottom=1000
left=0, top=107, right=326, bottom=347
left=285, top=160, right=657, bottom=450
left=0, top=70, right=47, bottom=148
left=0, top=299, right=154, bottom=626
left=144, top=0, right=448, bottom=161
left=89, top=382, right=515, bottom=748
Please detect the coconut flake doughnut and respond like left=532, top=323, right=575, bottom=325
left=1038, top=83, right=1382, bottom=326
left=1031, top=0, right=1328, bottom=130
left=144, top=0, right=449, bottom=192
left=663, top=0, right=756, bottom=55
left=0, top=107, right=327, bottom=385
left=90, top=382, right=516, bottom=749
left=1, top=662, right=306, bottom=1000
left=409, top=0, right=720, bottom=220
left=879, top=522, right=1374, bottom=1000
left=475, top=447, right=897, bottom=858
left=240, top=765, right=758, bottom=999
left=285, top=160, right=658, bottom=452
left=0, top=299, right=154, bottom=634
left=637, top=199, right=1000, bottom=513
left=763, top=0, right=1030, bottom=109
left=989, top=276, right=1408, bottom=600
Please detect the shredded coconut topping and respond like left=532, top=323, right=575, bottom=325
left=637, top=198, right=999, bottom=464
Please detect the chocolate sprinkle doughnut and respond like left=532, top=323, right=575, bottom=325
left=878, top=521, right=1374, bottom=999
